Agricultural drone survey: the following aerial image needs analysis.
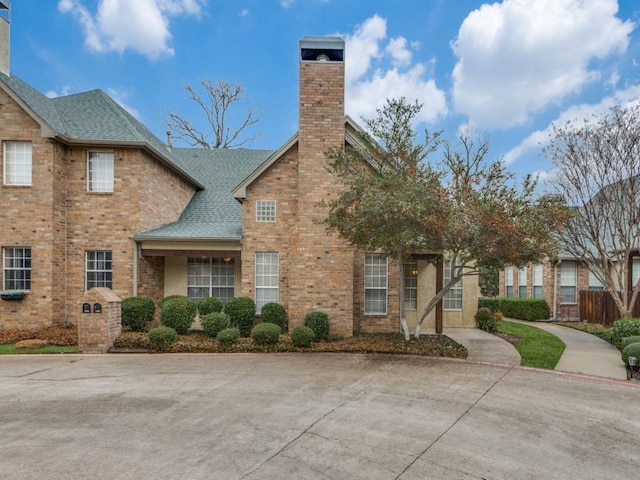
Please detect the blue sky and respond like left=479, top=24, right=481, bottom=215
left=6, top=0, right=640, bottom=185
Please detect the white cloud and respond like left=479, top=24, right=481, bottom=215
left=44, top=86, right=72, bottom=98
left=58, top=0, right=206, bottom=60
left=240, top=8, right=250, bottom=17
left=503, top=84, right=640, bottom=165
left=452, top=0, right=634, bottom=129
left=106, top=88, right=141, bottom=119
left=344, top=15, right=447, bottom=125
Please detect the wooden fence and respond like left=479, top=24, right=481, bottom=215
left=579, top=290, right=640, bottom=326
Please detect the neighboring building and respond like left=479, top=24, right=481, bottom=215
left=0, top=9, right=478, bottom=334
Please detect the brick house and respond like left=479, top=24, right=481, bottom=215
left=0, top=15, right=478, bottom=334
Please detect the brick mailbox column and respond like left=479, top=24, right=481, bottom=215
left=77, top=287, right=122, bottom=353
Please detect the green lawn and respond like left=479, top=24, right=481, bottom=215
left=0, top=344, right=80, bottom=354
left=497, top=321, right=566, bottom=369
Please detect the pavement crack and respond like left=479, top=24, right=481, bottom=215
left=394, top=365, right=516, bottom=480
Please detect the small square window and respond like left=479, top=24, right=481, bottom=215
left=256, top=200, right=276, bottom=222
left=87, top=152, right=114, bottom=193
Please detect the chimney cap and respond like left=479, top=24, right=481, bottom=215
left=300, top=36, right=344, bottom=62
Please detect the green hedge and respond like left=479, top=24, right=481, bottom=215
left=260, top=302, right=288, bottom=331
left=121, top=296, right=155, bottom=332
left=612, top=318, right=640, bottom=347
left=304, top=311, right=330, bottom=340
left=148, top=326, right=178, bottom=351
left=159, top=295, right=196, bottom=334
left=250, top=322, right=281, bottom=345
left=478, top=297, right=550, bottom=321
left=223, top=297, right=256, bottom=337
left=197, top=297, right=223, bottom=316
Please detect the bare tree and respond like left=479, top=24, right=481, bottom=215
left=166, top=79, right=261, bottom=149
left=545, top=104, right=640, bottom=317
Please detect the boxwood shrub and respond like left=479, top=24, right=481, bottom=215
left=479, top=297, right=550, bottom=321
left=148, top=326, right=178, bottom=351
left=304, top=311, right=330, bottom=340
left=291, top=326, right=315, bottom=347
left=216, top=327, right=240, bottom=345
left=160, top=295, right=196, bottom=334
left=612, top=318, right=640, bottom=347
left=260, top=302, right=288, bottom=331
left=200, top=312, right=230, bottom=338
left=197, top=297, right=223, bottom=316
left=621, top=342, right=640, bottom=365
left=620, top=335, right=640, bottom=349
left=223, top=297, right=256, bottom=337
left=475, top=307, right=498, bottom=333
left=121, top=296, right=155, bottom=332
left=250, top=322, right=281, bottom=345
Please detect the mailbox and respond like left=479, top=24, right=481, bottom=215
left=93, top=303, right=102, bottom=314
left=82, top=303, right=91, bottom=314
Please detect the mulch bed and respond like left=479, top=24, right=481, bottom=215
left=0, top=324, right=78, bottom=346
left=492, top=332, right=522, bottom=346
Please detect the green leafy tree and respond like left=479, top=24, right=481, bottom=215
left=324, top=98, right=570, bottom=338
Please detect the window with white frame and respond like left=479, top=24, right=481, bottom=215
left=86, top=250, right=112, bottom=290
left=518, top=266, right=528, bottom=298
left=403, top=260, right=417, bottom=311
left=532, top=264, right=543, bottom=299
left=3, top=247, right=31, bottom=290
left=87, top=151, right=114, bottom=192
left=255, top=252, right=278, bottom=311
left=256, top=200, right=276, bottom=222
left=505, top=266, right=514, bottom=297
left=365, top=254, right=387, bottom=314
left=3, top=141, right=32, bottom=186
left=187, top=257, right=235, bottom=303
left=560, top=261, right=577, bottom=304
left=588, top=269, right=604, bottom=291
left=633, top=258, right=640, bottom=289
left=444, top=258, right=463, bottom=310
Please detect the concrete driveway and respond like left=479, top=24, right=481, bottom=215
left=0, top=353, right=638, bottom=479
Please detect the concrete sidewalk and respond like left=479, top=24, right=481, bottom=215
left=507, top=319, right=627, bottom=380
left=442, top=328, right=520, bottom=365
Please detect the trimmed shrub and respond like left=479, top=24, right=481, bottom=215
left=159, top=295, right=185, bottom=310
left=621, top=341, right=640, bottom=365
left=304, top=311, right=330, bottom=341
left=200, top=312, right=231, bottom=338
left=121, top=296, right=155, bottom=332
left=198, top=297, right=223, bottom=316
left=495, top=298, right=550, bottom=321
left=620, top=335, right=640, bottom=349
left=260, top=302, right=288, bottom=331
left=250, top=322, right=281, bottom=345
left=223, top=297, right=256, bottom=337
left=478, top=297, right=501, bottom=313
left=148, top=326, right=177, bottom=351
left=475, top=307, right=498, bottom=333
left=160, top=296, right=196, bottom=335
left=612, top=318, right=640, bottom=347
left=216, top=327, right=240, bottom=345
left=291, top=326, right=315, bottom=347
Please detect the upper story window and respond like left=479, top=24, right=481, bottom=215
left=87, top=151, right=114, bottom=193
left=365, top=253, right=387, bottom=315
left=3, top=141, right=32, bottom=186
left=256, top=199, right=276, bottom=222
left=3, top=247, right=31, bottom=290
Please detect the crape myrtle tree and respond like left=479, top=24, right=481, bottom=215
left=323, top=98, right=570, bottom=339
left=545, top=104, right=640, bottom=318
left=166, top=79, right=261, bottom=149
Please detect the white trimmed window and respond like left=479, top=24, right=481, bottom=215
left=255, top=252, right=278, bottom=311
left=3, top=141, right=32, bottom=186
left=87, top=151, right=114, bottom=192
left=403, top=260, right=417, bottom=311
left=365, top=254, right=387, bottom=314
left=86, top=250, right=112, bottom=290
left=518, top=266, right=528, bottom=298
left=3, top=247, right=31, bottom=290
left=633, top=258, right=640, bottom=289
left=532, top=264, right=543, bottom=299
left=588, top=270, right=604, bottom=291
left=505, top=266, right=514, bottom=297
left=256, top=200, right=276, bottom=222
left=560, top=261, right=577, bottom=304
left=188, top=257, right=235, bottom=303
left=444, top=258, right=463, bottom=310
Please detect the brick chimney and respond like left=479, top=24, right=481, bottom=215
left=288, top=36, right=355, bottom=337
left=0, top=1, right=10, bottom=76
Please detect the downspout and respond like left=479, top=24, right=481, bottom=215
left=132, top=240, right=139, bottom=297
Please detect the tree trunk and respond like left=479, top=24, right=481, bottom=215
left=414, top=269, right=462, bottom=338
left=398, top=253, right=410, bottom=341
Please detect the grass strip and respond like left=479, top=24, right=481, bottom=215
left=0, top=344, right=80, bottom=354
left=497, top=321, right=565, bottom=369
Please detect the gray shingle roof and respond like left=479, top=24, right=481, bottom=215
left=134, top=148, right=274, bottom=240
left=0, top=73, right=201, bottom=187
